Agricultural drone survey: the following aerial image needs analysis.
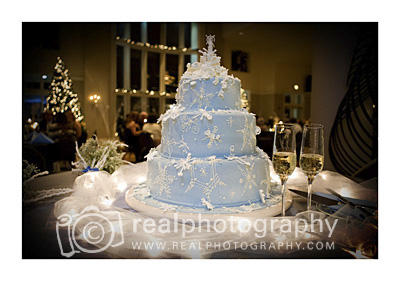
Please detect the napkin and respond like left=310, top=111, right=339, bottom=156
left=30, top=132, right=55, bottom=144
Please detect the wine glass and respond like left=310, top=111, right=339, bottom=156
left=272, top=123, right=296, bottom=216
left=299, top=124, right=324, bottom=212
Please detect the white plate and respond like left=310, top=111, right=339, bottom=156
left=125, top=186, right=293, bottom=222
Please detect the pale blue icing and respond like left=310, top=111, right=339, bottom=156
left=160, top=109, right=257, bottom=158
left=178, top=77, right=242, bottom=111
left=147, top=150, right=270, bottom=208
left=130, top=182, right=282, bottom=214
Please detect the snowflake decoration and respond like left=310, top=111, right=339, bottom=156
left=177, top=135, right=190, bottom=154
left=201, top=198, right=214, bottom=210
left=203, top=126, right=222, bottom=148
left=198, top=108, right=213, bottom=120
left=229, top=189, right=237, bottom=199
left=189, top=80, right=216, bottom=108
left=219, top=78, right=236, bottom=99
left=145, top=147, right=159, bottom=161
left=227, top=117, right=234, bottom=127
left=256, top=147, right=270, bottom=160
left=260, top=161, right=270, bottom=196
left=173, top=153, right=193, bottom=176
left=200, top=167, right=207, bottom=177
left=259, top=189, right=266, bottom=204
left=180, top=114, right=200, bottom=134
left=239, top=204, right=256, bottom=213
left=158, top=104, right=185, bottom=123
left=225, top=144, right=251, bottom=166
left=225, top=155, right=251, bottom=167
left=238, top=163, right=258, bottom=196
left=176, top=80, right=189, bottom=104
left=161, top=134, right=177, bottom=157
left=153, top=162, right=177, bottom=198
left=236, top=113, right=256, bottom=151
left=186, top=158, right=225, bottom=202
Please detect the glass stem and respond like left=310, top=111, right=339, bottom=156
left=281, top=179, right=286, bottom=216
left=307, top=177, right=314, bottom=211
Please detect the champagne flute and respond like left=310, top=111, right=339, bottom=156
left=272, top=124, right=296, bottom=216
left=299, top=124, right=324, bottom=211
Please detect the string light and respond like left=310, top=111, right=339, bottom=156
left=114, top=88, right=176, bottom=97
left=115, top=37, right=195, bottom=53
left=114, top=87, right=248, bottom=105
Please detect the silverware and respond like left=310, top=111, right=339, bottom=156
left=325, top=188, right=374, bottom=217
left=289, top=189, right=339, bottom=205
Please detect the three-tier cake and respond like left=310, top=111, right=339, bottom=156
left=145, top=35, right=271, bottom=211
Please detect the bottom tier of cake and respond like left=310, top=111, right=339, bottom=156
left=146, top=148, right=270, bottom=209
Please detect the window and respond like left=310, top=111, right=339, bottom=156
left=294, top=94, right=303, bottom=105
left=147, top=52, right=160, bottom=91
left=131, top=97, right=141, bottom=112
left=165, top=98, right=175, bottom=111
left=116, top=95, right=125, bottom=117
left=130, top=49, right=141, bottom=89
left=115, top=22, right=198, bottom=128
left=130, top=23, right=142, bottom=42
left=116, top=46, right=124, bottom=89
left=148, top=97, right=160, bottom=116
left=116, top=23, right=125, bottom=38
left=23, top=95, right=45, bottom=121
left=147, top=23, right=161, bottom=45
left=166, top=23, right=179, bottom=47
left=284, top=93, right=291, bottom=103
left=184, top=23, right=192, bottom=48
left=284, top=93, right=304, bottom=119
left=24, top=82, right=41, bottom=89
left=165, top=54, right=179, bottom=93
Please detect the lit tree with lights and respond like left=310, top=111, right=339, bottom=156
left=45, top=57, right=84, bottom=121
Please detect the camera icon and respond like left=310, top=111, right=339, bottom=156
left=56, top=206, right=124, bottom=258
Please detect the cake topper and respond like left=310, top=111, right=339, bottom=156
left=206, top=35, right=215, bottom=54
left=182, top=34, right=233, bottom=79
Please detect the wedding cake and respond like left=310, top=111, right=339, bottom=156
left=145, top=35, right=270, bottom=211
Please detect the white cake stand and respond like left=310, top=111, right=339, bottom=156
left=125, top=186, right=293, bottom=222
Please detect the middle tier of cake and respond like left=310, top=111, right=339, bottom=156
left=160, top=109, right=258, bottom=158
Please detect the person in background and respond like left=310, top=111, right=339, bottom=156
left=256, top=116, right=268, bottom=132
left=143, top=114, right=162, bottom=146
left=125, top=111, right=142, bottom=158
left=39, top=110, right=54, bottom=134
left=48, top=112, right=77, bottom=171
left=66, top=109, right=87, bottom=146
left=65, top=110, right=82, bottom=139
left=139, top=111, right=148, bottom=129
left=290, top=118, right=303, bottom=164
left=266, top=117, right=275, bottom=130
left=290, top=118, right=303, bottom=136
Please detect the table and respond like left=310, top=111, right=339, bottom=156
left=23, top=165, right=377, bottom=259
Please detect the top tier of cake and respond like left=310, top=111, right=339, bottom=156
left=177, top=76, right=242, bottom=111
left=174, top=35, right=241, bottom=111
